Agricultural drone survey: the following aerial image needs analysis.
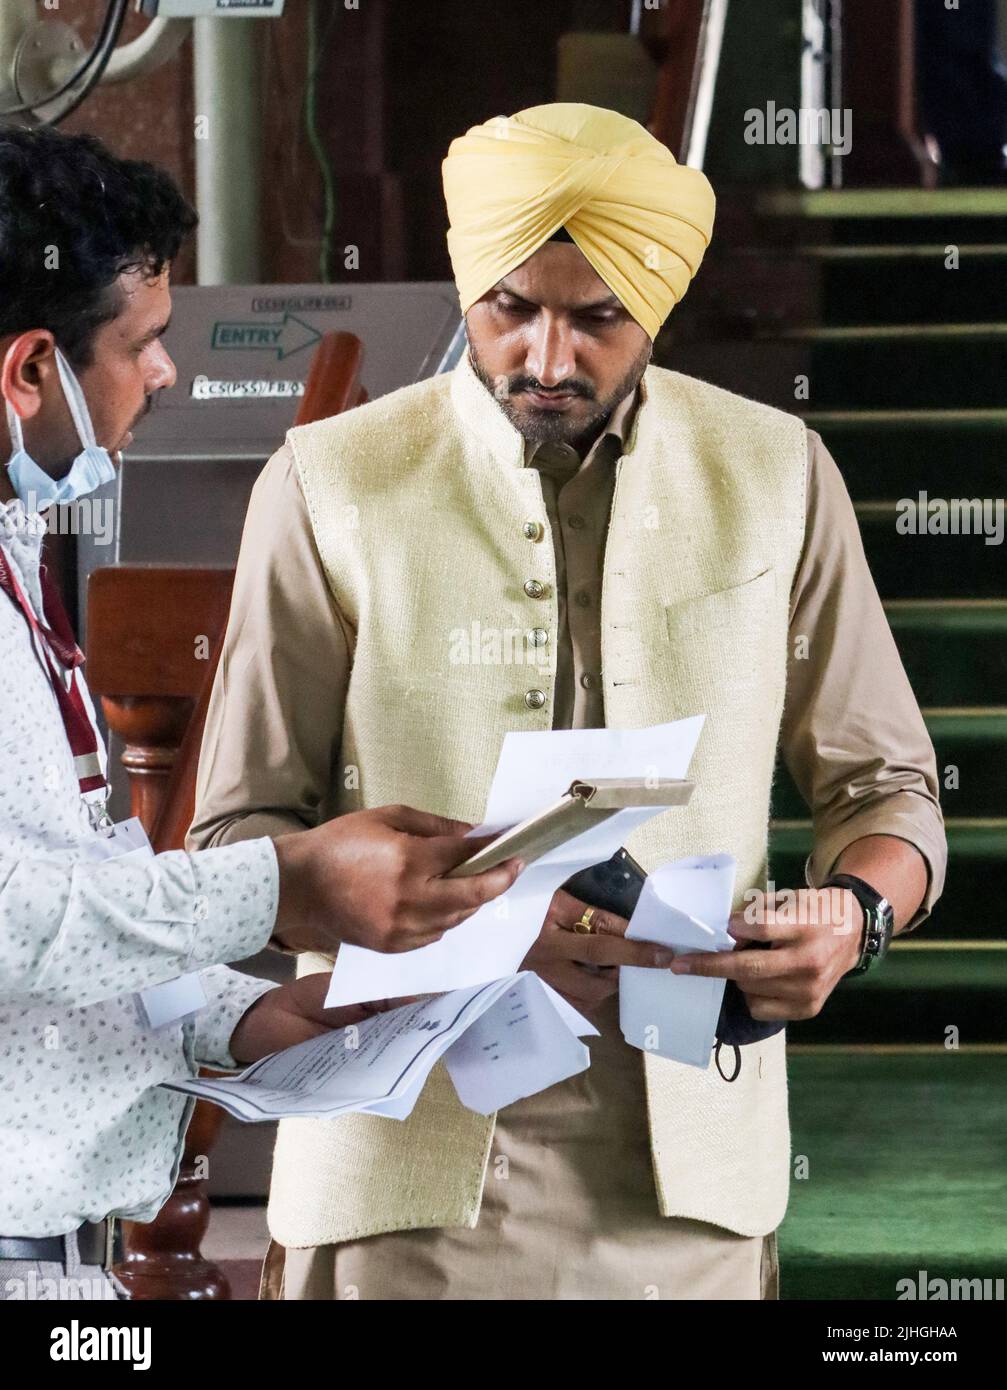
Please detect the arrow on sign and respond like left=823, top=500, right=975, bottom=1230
left=211, top=313, right=322, bottom=361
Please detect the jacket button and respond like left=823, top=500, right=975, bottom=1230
left=529, top=628, right=549, bottom=647
left=523, top=521, right=544, bottom=541
left=524, top=688, right=547, bottom=709
left=524, top=579, right=547, bottom=599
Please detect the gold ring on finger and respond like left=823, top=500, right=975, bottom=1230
left=573, top=908, right=596, bottom=935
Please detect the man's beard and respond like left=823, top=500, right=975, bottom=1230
left=468, top=339, right=652, bottom=452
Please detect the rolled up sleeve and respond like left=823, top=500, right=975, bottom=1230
left=780, top=432, right=948, bottom=930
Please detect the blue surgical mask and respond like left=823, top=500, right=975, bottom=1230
left=4, top=346, right=117, bottom=512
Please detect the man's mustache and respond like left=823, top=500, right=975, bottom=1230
left=511, top=377, right=596, bottom=400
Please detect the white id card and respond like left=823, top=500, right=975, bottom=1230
left=135, top=971, right=208, bottom=1031
left=82, top=815, right=155, bottom=862
left=78, top=816, right=209, bottom=1031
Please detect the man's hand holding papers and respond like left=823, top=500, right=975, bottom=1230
left=521, top=888, right=676, bottom=1015
left=180, top=718, right=732, bottom=1125
left=323, top=717, right=705, bottom=1006
left=228, top=973, right=413, bottom=1065
left=169, top=972, right=598, bottom=1122
left=272, top=804, right=524, bottom=956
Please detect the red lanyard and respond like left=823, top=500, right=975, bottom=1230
left=0, top=543, right=108, bottom=801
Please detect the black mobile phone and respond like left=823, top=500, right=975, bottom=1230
left=561, top=847, right=648, bottom=921
left=562, top=848, right=785, bottom=1050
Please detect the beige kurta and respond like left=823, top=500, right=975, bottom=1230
left=265, top=996, right=778, bottom=1300
left=189, top=387, right=946, bottom=1301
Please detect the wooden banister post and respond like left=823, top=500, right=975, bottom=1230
left=98, top=686, right=228, bottom=1300
left=101, top=695, right=194, bottom=829
left=88, top=568, right=235, bottom=1301
left=113, top=1082, right=231, bottom=1301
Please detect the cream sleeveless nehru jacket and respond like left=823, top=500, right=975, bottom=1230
left=266, top=351, right=807, bottom=1247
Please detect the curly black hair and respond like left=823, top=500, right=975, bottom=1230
left=0, top=125, right=197, bottom=369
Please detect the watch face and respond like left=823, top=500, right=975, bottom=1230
left=867, top=901, right=894, bottom=959
left=826, top=876, right=893, bottom=973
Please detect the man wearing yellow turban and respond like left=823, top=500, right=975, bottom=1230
left=443, top=102, right=716, bottom=343
left=190, top=103, right=944, bottom=1300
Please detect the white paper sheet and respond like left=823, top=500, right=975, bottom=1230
left=620, top=854, right=737, bottom=1067
left=325, top=716, right=705, bottom=1007
left=444, top=977, right=598, bottom=1115
left=163, top=972, right=597, bottom=1123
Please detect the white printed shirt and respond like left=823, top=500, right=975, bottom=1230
left=0, top=500, right=279, bottom=1236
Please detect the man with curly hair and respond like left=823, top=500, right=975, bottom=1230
left=0, top=126, right=518, bottom=1301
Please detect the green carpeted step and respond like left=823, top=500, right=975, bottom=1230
left=817, top=246, right=1007, bottom=327
left=711, top=245, right=1007, bottom=329
left=677, top=244, right=1007, bottom=348
left=805, top=410, right=1007, bottom=501
left=769, top=820, right=1007, bottom=941
left=785, top=944, right=1007, bottom=1045
left=799, top=326, right=1007, bottom=411
left=884, top=601, right=1007, bottom=706
left=854, top=502, right=1005, bottom=599
left=773, top=712, right=1007, bottom=820
left=780, top=1050, right=1007, bottom=1299
left=756, top=185, right=1007, bottom=240
left=664, top=329, right=1007, bottom=411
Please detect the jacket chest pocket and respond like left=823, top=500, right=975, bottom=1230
left=664, top=566, right=777, bottom=643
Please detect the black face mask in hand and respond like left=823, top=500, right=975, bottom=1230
left=560, top=850, right=786, bottom=1083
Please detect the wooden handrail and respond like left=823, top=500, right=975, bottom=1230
left=296, top=330, right=367, bottom=422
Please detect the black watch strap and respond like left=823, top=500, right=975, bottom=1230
left=823, top=873, right=895, bottom=975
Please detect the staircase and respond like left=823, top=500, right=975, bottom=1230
left=662, top=189, right=1007, bottom=1300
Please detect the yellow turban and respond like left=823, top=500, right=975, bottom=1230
left=442, top=102, right=716, bottom=341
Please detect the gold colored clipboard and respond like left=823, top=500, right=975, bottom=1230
left=446, top=777, right=695, bottom=878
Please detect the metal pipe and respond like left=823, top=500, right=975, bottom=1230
left=192, top=16, right=263, bottom=285
left=683, top=0, right=730, bottom=171
left=4, top=6, right=185, bottom=123
left=102, top=17, right=192, bottom=85
left=830, top=0, right=844, bottom=189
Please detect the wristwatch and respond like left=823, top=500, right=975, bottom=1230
left=823, top=872, right=895, bottom=975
